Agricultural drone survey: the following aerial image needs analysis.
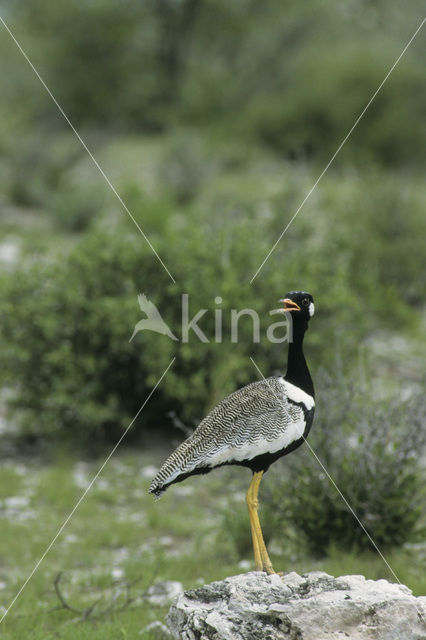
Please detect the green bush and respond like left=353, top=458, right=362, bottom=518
left=0, top=235, right=155, bottom=445
left=0, top=211, right=345, bottom=443
left=14, top=0, right=200, bottom=131
left=243, top=44, right=426, bottom=166
left=47, top=183, right=105, bottom=232
left=0, top=168, right=423, bottom=446
left=5, top=133, right=83, bottom=208
left=263, top=373, right=426, bottom=553
left=3, top=0, right=425, bottom=167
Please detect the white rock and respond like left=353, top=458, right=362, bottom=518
left=173, top=485, right=195, bottom=497
left=64, top=534, right=78, bottom=543
left=140, top=620, right=172, bottom=637
left=111, top=567, right=124, bottom=579
left=166, top=571, right=426, bottom=639
left=5, top=496, right=29, bottom=508
left=146, top=580, right=184, bottom=606
left=73, top=462, right=89, bottom=489
left=0, top=240, right=20, bottom=264
left=141, top=465, right=159, bottom=479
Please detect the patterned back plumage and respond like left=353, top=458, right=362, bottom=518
left=149, top=376, right=312, bottom=498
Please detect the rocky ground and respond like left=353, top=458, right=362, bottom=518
left=167, top=571, right=426, bottom=640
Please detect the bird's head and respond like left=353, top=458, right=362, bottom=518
left=279, top=291, right=314, bottom=321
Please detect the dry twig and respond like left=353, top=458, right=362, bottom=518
left=50, top=571, right=150, bottom=623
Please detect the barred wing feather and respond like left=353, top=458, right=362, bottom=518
left=149, top=377, right=306, bottom=497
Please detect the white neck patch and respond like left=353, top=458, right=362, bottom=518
left=308, top=302, right=315, bottom=317
left=279, top=378, right=315, bottom=410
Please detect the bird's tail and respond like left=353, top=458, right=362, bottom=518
left=148, top=480, right=167, bottom=500
left=148, top=463, right=176, bottom=499
left=148, top=440, right=196, bottom=499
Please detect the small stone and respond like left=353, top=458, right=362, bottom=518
left=173, top=485, right=195, bottom=497
left=64, top=534, right=78, bottom=543
left=111, top=567, right=124, bottom=579
left=146, top=581, right=183, bottom=606
left=5, top=496, right=29, bottom=508
left=141, top=465, right=159, bottom=479
left=140, top=620, right=172, bottom=637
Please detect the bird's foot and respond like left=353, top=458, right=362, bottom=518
left=263, top=564, right=277, bottom=575
left=262, top=564, right=284, bottom=576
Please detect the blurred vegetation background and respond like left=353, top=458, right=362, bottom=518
left=0, top=1, right=425, bottom=637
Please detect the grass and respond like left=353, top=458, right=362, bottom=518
left=0, top=446, right=424, bottom=639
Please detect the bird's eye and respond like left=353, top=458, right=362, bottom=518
left=302, top=298, right=310, bottom=307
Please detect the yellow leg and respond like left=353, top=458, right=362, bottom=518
left=246, top=471, right=276, bottom=574
left=248, top=505, right=263, bottom=571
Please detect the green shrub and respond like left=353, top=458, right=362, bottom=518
left=0, top=211, right=347, bottom=443
left=0, top=236, right=155, bottom=445
left=5, top=133, right=83, bottom=208
left=3, top=0, right=425, bottom=167
left=0, top=167, right=423, bottom=446
left=47, top=183, right=105, bottom=232
left=263, top=373, right=426, bottom=553
left=243, top=44, right=426, bottom=166
left=157, top=131, right=212, bottom=204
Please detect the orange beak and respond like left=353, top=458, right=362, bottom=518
left=279, top=298, right=301, bottom=312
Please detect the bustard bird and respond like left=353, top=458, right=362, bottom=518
left=149, top=291, right=315, bottom=574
